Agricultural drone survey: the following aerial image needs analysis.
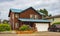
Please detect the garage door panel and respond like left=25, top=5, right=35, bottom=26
left=35, top=23, right=49, bottom=31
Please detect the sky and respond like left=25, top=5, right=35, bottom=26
left=0, top=0, right=60, bottom=20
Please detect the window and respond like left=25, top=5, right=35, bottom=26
left=15, top=14, right=19, bottom=18
left=30, top=14, right=38, bottom=19
left=35, top=15, right=38, bottom=19
left=15, top=23, right=19, bottom=28
left=30, top=14, right=34, bottom=19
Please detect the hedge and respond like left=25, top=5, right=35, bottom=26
left=53, top=22, right=60, bottom=24
left=0, top=24, right=11, bottom=32
left=19, top=25, right=32, bottom=31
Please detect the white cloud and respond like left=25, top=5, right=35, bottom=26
left=0, top=0, right=60, bottom=20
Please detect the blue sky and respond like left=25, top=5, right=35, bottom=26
left=0, top=0, right=60, bottom=20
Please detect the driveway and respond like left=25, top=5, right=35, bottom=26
left=0, top=32, right=60, bottom=36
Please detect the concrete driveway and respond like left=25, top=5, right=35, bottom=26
left=0, top=32, right=60, bottom=36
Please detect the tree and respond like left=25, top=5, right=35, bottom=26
left=0, top=24, right=11, bottom=32
left=48, top=14, right=52, bottom=17
left=2, top=20, right=9, bottom=24
left=39, top=9, right=48, bottom=16
left=43, top=9, right=48, bottom=16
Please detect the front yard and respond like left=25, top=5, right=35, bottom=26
left=0, top=23, right=60, bottom=36
left=0, top=32, right=60, bottom=36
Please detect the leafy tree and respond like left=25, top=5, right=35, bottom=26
left=39, top=9, right=48, bottom=16
left=39, top=9, right=42, bottom=12
left=48, top=14, right=52, bottom=17
left=2, top=20, right=9, bottom=24
left=19, top=25, right=32, bottom=31
left=43, top=9, right=48, bottom=16
left=0, top=24, right=11, bottom=32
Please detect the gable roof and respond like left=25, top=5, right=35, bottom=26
left=8, top=7, right=45, bottom=17
left=18, top=18, right=51, bottom=23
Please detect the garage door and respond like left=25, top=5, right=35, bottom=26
left=35, top=23, right=49, bottom=31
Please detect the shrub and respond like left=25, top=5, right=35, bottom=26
left=53, top=22, right=60, bottom=24
left=0, top=24, right=11, bottom=32
left=19, top=25, right=32, bottom=31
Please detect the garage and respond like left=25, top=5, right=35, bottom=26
left=35, top=23, right=49, bottom=31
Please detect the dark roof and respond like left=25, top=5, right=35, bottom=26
left=18, top=18, right=51, bottom=23
left=8, top=7, right=45, bottom=17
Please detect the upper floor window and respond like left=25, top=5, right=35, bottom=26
left=35, top=15, right=38, bottom=19
left=30, top=14, right=38, bottom=19
left=30, top=14, right=34, bottom=19
left=15, top=14, right=19, bottom=18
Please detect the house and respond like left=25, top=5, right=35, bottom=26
left=8, top=7, right=51, bottom=31
left=45, top=15, right=60, bottom=25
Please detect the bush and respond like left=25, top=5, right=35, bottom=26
left=53, top=22, right=60, bottom=24
left=19, top=25, right=32, bottom=31
left=0, top=24, right=11, bottom=32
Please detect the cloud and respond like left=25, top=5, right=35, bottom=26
left=33, top=0, right=60, bottom=15
left=0, top=0, right=60, bottom=20
left=0, top=0, right=14, bottom=2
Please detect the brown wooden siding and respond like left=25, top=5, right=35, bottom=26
left=19, top=9, right=42, bottom=19
left=9, top=12, right=19, bottom=30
